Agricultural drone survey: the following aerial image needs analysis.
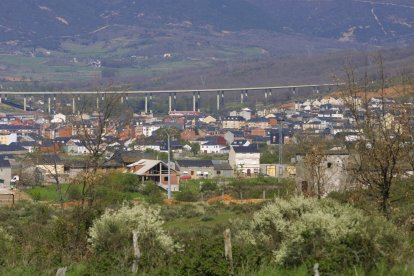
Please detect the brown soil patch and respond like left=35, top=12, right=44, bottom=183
left=207, top=194, right=268, bottom=205
left=329, top=85, right=408, bottom=100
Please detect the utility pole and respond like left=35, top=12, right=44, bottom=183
left=167, top=132, right=171, bottom=199
left=278, top=120, right=283, bottom=177
left=163, top=129, right=172, bottom=199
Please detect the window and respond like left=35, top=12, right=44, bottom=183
left=164, top=176, right=168, bottom=182
left=301, top=181, right=308, bottom=193
left=327, top=162, right=332, bottom=169
left=216, top=170, right=221, bottom=175
left=191, top=171, right=194, bottom=176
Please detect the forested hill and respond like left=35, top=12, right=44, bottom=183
left=1, top=0, right=414, bottom=48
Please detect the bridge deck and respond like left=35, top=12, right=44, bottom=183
left=0, top=83, right=343, bottom=95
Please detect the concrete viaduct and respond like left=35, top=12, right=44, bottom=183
left=0, top=83, right=342, bottom=113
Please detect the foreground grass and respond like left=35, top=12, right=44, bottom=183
left=25, top=184, right=143, bottom=202
left=164, top=209, right=241, bottom=230
left=25, top=184, right=77, bottom=202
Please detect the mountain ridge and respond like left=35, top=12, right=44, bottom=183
left=1, top=0, right=414, bottom=48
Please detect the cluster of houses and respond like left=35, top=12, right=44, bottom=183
left=0, top=108, right=268, bottom=190
left=0, top=94, right=405, bottom=195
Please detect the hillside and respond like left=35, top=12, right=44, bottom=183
left=0, top=1, right=414, bottom=90
left=1, top=0, right=414, bottom=47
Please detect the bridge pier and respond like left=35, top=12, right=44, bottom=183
left=96, top=97, right=99, bottom=110
left=145, top=93, right=148, bottom=114
left=217, top=91, right=220, bottom=111
left=149, top=93, right=153, bottom=114
left=240, top=91, right=244, bottom=104
left=23, top=97, right=27, bottom=111
left=173, top=93, right=177, bottom=111
left=245, top=90, right=248, bottom=101
left=169, top=93, right=172, bottom=113
left=72, top=97, right=76, bottom=114
left=197, top=91, right=201, bottom=112
left=193, top=92, right=196, bottom=112
left=48, top=97, right=51, bottom=114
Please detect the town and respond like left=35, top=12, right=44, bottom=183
left=0, top=91, right=405, bottom=199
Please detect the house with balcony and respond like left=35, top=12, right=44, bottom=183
left=127, top=159, right=180, bottom=191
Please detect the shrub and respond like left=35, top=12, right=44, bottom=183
left=0, top=227, right=14, bottom=266
left=200, top=180, right=218, bottom=192
left=200, top=216, right=214, bottom=222
left=140, top=182, right=164, bottom=204
left=102, top=172, right=140, bottom=193
left=88, top=203, right=176, bottom=272
left=238, top=197, right=410, bottom=273
left=89, top=203, right=174, bottom=253
left=31, top=190, right=41, bottom=202
left=176, top=190, right=198, bottom=202
left=165, top=228, right=230, bottom=276
left=181, top=204, right=206, bottom=218
left=67, top=185, right=82, bottom=200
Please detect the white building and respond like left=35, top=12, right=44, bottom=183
left=141, top=125, right=161, bottom=137
left=229, top=108, right=252, bottom=121
left=135, top=144, right=161, bottom=151
left=320, top=97, right=344, bottom=106
left=0, top=133, right=17, bottom=145
left=200, top=142, right=227, bottom=154
left=229, top=145, right=261, bottom=177
left=51, top=113, right=66, bottom=123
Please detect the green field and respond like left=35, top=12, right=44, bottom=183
left=26, top=184, right=85, bottom=202
left=0, top=36, right=265, bottom=87
left=25, top=182, right=144, bottom=203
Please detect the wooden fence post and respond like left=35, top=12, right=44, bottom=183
left=132, top=230, right=141, bottom=275
left=55, top=267, right=67, bottom=276
left=224, top=228, right=234, bottom=275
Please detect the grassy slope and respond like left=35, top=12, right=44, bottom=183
left=0, top=103, right=23, bottom=113
left=25, top=184, right=143, bottom=202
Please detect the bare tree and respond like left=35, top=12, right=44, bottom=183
left=296, top=135, right=337, bottom=199
left=72, top=87, right=130, bottom=207
left=302, top=143, right=329, bottom=199
left=339, top=56, right=411, bottom=217
left=25, top=143, right=66, bottom=213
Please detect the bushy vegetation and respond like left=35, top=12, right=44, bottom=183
left=177, top=177, right=295, bottom=201
left=3, top=172, right=413, bottom=274
left=237, top=197, right=410, bottom=273
left=88, top=204, right=176, bottom=273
